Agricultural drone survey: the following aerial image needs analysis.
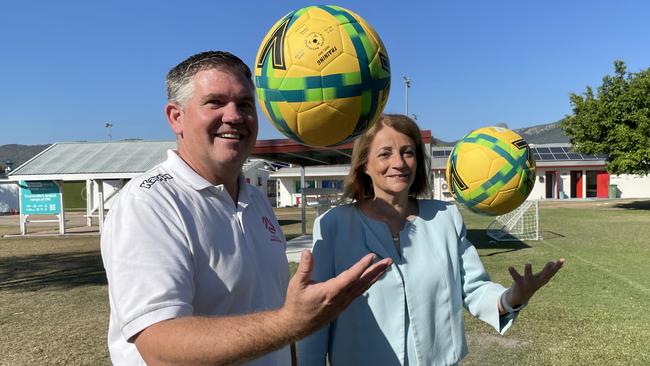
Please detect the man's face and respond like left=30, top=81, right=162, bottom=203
left=167, top=68, right=258, bottom=183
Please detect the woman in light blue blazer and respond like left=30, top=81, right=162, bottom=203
left=297, top=114, right=564, bottom=366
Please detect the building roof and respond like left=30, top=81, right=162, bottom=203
left=9, top=141, right=175, bottom=181
left=430, top=143, right=608, bottom=170
left=8, top=130, right=433, bottom=181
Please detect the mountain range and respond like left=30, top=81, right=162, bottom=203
left=0, top=144, right=51, bottom=172
left=427, top=120, right=569, bottom=146
left=0, top=121, right=570, bottom=171
left=515, top=120, right=570, bottom=145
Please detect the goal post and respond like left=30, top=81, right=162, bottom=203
left=487, top=200, right=541, bottom=241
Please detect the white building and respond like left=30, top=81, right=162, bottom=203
left=266, top=130, right=434, bottom=208
left=242, top=159, right=279, bottom=205
left=431, top=144, right=650, bottom=201
left=270, top=165, right=349, bottom=207
left=270, top=143, right=650, bottom=207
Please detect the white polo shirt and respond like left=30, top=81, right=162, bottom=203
left=101, top=150, right=290, bottom=366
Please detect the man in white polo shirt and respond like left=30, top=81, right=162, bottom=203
left=101, top=51, right=392, bottom=365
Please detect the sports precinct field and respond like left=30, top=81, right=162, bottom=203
left=0, top=200, right=648, bottom=365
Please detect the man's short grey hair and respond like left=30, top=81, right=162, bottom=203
left=166, top=51, right=253, bottom=106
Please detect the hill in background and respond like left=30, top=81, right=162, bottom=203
left=433, top=120, right=570, bottom=146
left=0, top=121, right=570, bottom=170
left=0, top=144, right=51, bottom=172
left=515, top=120, right=570, bottom=144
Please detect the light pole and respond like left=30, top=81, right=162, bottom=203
left=403, top=76, right=411, bottom=116
left=105, top=123, right=113, bottom=142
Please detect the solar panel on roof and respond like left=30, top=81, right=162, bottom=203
left=432, top=145, right=606, bottom=163
left=581, top=153, right=598, bottom=159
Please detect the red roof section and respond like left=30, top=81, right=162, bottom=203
left=252, top=130, right=432, bottom=166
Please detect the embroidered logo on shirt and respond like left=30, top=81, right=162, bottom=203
left=262, top=216, right=283, bottom=243
left=140, top=174, right=174, bottom=189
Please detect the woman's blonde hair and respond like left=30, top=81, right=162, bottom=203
left=343, top=114, right=430, bottom=201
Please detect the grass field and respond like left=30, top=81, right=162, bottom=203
left=460, top=200, right=650, bottom=365
left=0, top=199, right=649, bottom=365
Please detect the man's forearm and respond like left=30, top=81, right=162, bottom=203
left=133, top=251, right=392, bottom=365
left=135, top=308, right=297, bottom=366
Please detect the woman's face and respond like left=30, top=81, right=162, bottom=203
left=364, top=126, right=417, bottom=200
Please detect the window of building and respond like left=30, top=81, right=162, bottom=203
left=294, top=180, right=316, bottom=193
left=321, top=179, right=343, bottom=190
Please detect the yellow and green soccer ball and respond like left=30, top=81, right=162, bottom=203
left=254, top=5, right=391, bottom=147
left=446, top=127, right=536, bottom=215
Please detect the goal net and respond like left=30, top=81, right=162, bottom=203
left=487, top=200, right=541, bottom=241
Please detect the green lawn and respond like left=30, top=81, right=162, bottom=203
left=0, top=200, right=648, bottom=365
left=0, top=235, right=109, bottom=365
left=460, top=201, right=650, bottom=365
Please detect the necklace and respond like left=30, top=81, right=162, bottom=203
left=391, top=233, right=401, bottom=258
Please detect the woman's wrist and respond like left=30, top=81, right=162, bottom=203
left=500, top=288, right=526, bottom=313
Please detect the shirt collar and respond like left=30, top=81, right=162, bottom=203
left=165, top=150, right=252, bottom=203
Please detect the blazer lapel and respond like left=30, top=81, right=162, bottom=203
left=358, top=215, right=392, bottom=260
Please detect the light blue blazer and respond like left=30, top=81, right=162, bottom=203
left=297, top=200, right=519, bottom=366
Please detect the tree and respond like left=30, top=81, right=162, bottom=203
left=561, top=60, right=650, bottom=175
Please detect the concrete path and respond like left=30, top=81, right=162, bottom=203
left=2, top=211, right=311, bottom=263
left=285, top=234, right=312, bottom=262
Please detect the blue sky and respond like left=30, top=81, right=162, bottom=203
left=1, top=0, right=649, bottom=145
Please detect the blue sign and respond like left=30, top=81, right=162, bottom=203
left=20, top=181, right=62, bottom=215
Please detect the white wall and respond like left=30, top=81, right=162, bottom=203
left=277, top=179, right=295, bottom=207
left=531, top=169, right=572, bottom=200
left=433, top=168, right=625, bottom=201
left=0, top=181, right=19, bottom=213
left=528, top=171, right=547, bottom=200
left=279, top=169, right=650, bottom=205
left=243, top=167, right=271, bottom=195
left=433, top=169, right=550, bottom=202
left=534, top=169, right=650, bottom=199
left=87, top=179, right=126, bottom=214
left=431, top=170, right=453, bottom=201
left=610, top=174, right=650, bottom=198
left=276, top=175, right=346, bottom=207
left=559, top=171, right=571, bottom=198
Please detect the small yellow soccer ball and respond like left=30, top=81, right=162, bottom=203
left=254, top=5, right=391, bottom=147
left=446, top=126, right=536, bottom=215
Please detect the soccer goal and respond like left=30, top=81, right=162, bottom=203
left=487, top=200, right=541, bottom=241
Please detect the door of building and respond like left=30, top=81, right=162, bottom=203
left=596, top=171, right=609, bottom=198
left=570, top=171, right=583, bottom=198
left=545, top=171, right=556, bottom=199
